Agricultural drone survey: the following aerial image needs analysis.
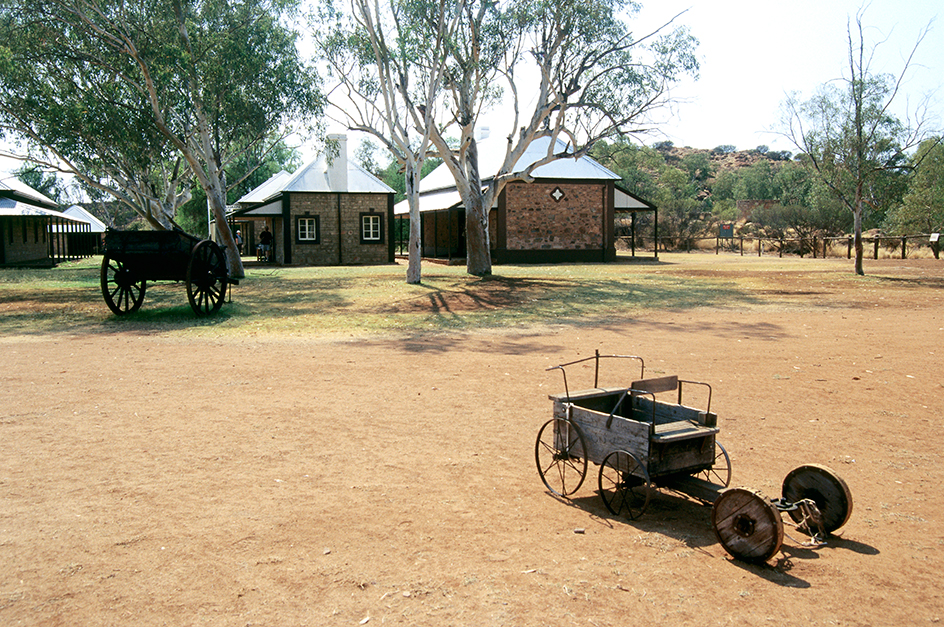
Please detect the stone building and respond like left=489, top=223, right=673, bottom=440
left=395, top=135, right=656, bottom=263
left=1, top=175, right=90, bottom=267
left=232, top=134, right=396, bottom=266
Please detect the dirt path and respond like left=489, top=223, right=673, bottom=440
left=1, top=258, right=943, bottom=625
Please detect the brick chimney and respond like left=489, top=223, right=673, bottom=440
left=326, top=133, right=348, bottom=191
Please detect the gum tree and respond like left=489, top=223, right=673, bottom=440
left=421, top=0, right=699, bottom=276
left=0, top=0, right=322, bottom=278
left=313, top=0, right=459, bottom=284
left=781, top=9, right=937, bottom=275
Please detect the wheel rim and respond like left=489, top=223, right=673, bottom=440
left=101, top=254, right=146, bottom=315
left=698, top=440, right=732, bottom=488
left=781, top=464, right=853, bottom=534
left=598, top=450, right=651, bottom=519
left=535, top=418, right=587, bottom=497
left=712, top=487, right=784, bottom=562
left=187, top=241, right=228, bottom=315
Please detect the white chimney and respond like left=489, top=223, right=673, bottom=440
left=326, top=133, right=348, bottom=191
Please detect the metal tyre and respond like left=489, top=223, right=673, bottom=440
left=598, top=450, right=651, bottom=520
left=101, top=254, right=146, bottom=315
left=781, top=464, right=853, bottom=534
left=696, top=440, right=732, bottom=488
left=186, top=240, right=228, bottom=315
left=535, top=418, right=588, bottom=497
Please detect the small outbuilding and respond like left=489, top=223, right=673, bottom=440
left=394, top=135, right=657, bottom=264
left=232, top=134, right=396, bottom=266
left=0, top=175, right=91, bottom=267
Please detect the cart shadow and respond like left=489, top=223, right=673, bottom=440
left=556, top=488, right=877, bottom=588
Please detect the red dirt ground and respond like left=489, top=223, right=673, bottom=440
left=1, top=257, right=943, bottom=626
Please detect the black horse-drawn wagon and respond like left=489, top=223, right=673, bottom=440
left=101, top=228, right=233, bottom=316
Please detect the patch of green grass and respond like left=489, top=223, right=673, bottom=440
left=0, top=253, right=924, bottom=339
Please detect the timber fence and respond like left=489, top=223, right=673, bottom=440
left=623, top=233, right=942, bottom=260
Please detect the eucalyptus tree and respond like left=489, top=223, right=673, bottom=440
left=884, top=138, right=944, bottom=249
left=0, top=0, right=322, bottom=278
left=313, top=0, right=459, bottom=284
left=781, top=9, right=937, bottom=275
left=419, top=0, right=699, bottom=276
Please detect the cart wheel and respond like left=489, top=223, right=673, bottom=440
left=781, top=464, right=853, bottom=534
left=187, top=240, right=229, bottom=315
left=598, top=450, right=651, bottom=520
left=101, top=254, right=146, bottom=315
left=535, top=418, right=588, bottom=497
left=696, top=440, right=732, bottom=488
left=712, top=487, right=784, bottom=563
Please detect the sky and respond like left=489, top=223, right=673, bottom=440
left=625, top=0, right=944, bottom=152
left=2, top=0, right=942, bottom=180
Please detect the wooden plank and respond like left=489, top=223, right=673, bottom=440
left=631, top=375, right=678, bottom=394
left=664, top=475, right=725, bottom=503
left=564, top=405, right=649, bottom=466
left=651, top=422, right=719, bottom=443
left=630, top=396, right=710, bottom=425
left=549, top=387, right=626, bottom=403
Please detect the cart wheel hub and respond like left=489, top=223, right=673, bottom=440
left=733, top=513, right=756, bottom=537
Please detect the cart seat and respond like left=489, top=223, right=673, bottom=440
left=651, top=421, right=719, bottom=444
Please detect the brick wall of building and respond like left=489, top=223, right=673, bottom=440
left=503, top=181, right=606, bottom=251
left=1, top=217, right=50, bottom=265
left=288, top=192, right=391, bottom=266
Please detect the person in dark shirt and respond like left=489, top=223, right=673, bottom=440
left=259, top=225, right=273, bottom=262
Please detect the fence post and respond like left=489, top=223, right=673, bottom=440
left=758, top=238, right=762, bottom=257
left=823, top=237, right=828, bottom=258
left=847, top=237, right=852, bottom=259
left=740, top=236, right=744, bottom=256
left=874, top=238, right=879, bottom=259
left=779, top=238, right=784, bottom=258
left=901, top=236, right=907, bottom=259
left=812, top=237, right=817, bottom=258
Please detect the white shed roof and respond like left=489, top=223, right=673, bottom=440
left=418, top=135, right=620, bottom=193
left=64, top=205, right=108, bottom=231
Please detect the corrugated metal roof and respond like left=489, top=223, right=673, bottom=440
left=63, top=205, right=108, bottom=231
left=0, top=197, right=84, bottom=220
left=235, top=155, right=394, bottom=208
left=418, top=135, right=620, bottom=193
left=0, top=174, right=59, bottom=208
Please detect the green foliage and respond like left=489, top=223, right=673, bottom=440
left=884, top=138, right=944, bottom=234
left=0, top=0, right=321, bottom=234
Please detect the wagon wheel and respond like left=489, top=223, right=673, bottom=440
left=781, top=464, right=853, bottom=534
left=186, top=240, right=229, bottom=316
left=695, top=440, right=732, bottom=488
left=535, top=417, right=588, bottom=497
left=598, top=450, right=652, bottom=520
left=101, top=254, right=146, bottom=315
left=712, top=487, right=784, bottom=563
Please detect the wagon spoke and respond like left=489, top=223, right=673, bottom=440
left=534, top=418, right=587, bottom=497
left=598, top=450, right=651, bottom=520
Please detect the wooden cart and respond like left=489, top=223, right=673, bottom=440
left=535, top=352, right=853, bottom=562
left=101, top=228, right=232, bottom=316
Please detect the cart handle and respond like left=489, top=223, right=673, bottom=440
left=677, top=379, right=712, bottom=414
left=546, top=351, right=645, bottom=404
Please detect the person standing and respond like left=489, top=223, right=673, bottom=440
left=259, top=225, right=273, bottom=262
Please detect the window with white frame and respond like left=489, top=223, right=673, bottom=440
left=361, top=213, right=382, bottom=243
left=296, top=216, right=319, bottom=243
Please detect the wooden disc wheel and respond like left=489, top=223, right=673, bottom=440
left=781, top=464, right=853, bottom=534
left=535, top=417, right=588, bottom=497
left=101, top=254, right=146, bottom=315
left=186, top=240, right=229, bottom=316
left=712, top=488, right=784, bottom=562
left=598, top=450, right=652, bottom=520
